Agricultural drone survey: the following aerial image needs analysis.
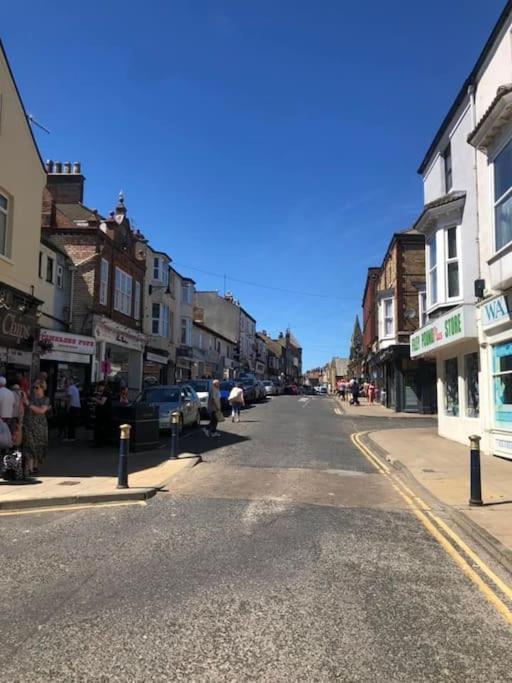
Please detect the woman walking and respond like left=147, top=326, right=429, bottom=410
left=22, top=382, right=50, bottom=475
left=228, top=382, right=245, bottom=422
left=203, top=379, right=222, bottom=438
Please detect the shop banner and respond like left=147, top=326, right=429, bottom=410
left=410, top=305, right=476, bottom=358
left=93, top=317, right=146, bottom=352
left=40, top=329, right=96, bottom=355
left=146, top=352, right=168, bottom=365
left=481, top=294, right=512, bottom=332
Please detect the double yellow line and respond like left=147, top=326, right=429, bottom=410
left=351, top=431, right=512, bottom=625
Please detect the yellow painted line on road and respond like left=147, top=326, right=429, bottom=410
left=0, top=500, right=147, bottom=517
left=351, top=430, right=512, bottom=626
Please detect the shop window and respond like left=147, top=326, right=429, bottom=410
left=0, top=192, right=9, bottom=257
left=46, top=256, right=54, bottom=284
left=446, top=227, right=460, bottom=299
left=134, top=281, right=141, bottom=320
left=444, top=357, right=459, bottom=417
left=114, top=267, right=132, bottom=316
left=100, top=259, right=109, bottom=305
left=493, top=137, right=512, bottom=251
left=428, top=236, right=437, bottom=305
left=464, top=352, right=479, bottom=418
left=56, top=264, right=64, bottom=289
left=492, top=342, right=512, bottom=429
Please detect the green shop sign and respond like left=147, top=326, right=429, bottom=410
left=410, top=306, right=471, bottom=358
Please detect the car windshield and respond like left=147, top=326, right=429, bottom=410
left=188, top=380, right=210, bottom=393
left=264, top=382, right=272, bottom=386
left=220, top=381, right=234, bottom=391
left=243, top=379, right=255, bottom=386
left=145, top=388, right=180, bottom=403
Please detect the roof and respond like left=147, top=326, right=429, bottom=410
left=40, top=236, right=71, bottom=260
left=412, top=191, right=467, bottom=233
left=193, top=321, right=235, bottom=345
left=468, top=83, right=512, bottom=149
left=257, top=331, right=283, bottom=357
left=239, top=306, right=256, bottom=323
left=418, top=1, right=512, bottom=174
left=56, top=202, right=100, bottom=224
left=0, top=40, right=45, bottom=172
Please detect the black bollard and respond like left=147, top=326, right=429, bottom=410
left=117, top=423, right=131, bottom=489
left=169, top=411, right=180, bottom=460
left=469, top=434, right=483, bottom=506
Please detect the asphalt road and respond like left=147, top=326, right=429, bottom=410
left=1, top=395, right=511, bottom=681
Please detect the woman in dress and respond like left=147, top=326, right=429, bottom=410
left=22, top=382, right=50, bottom=475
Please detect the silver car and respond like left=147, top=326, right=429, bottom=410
left=263, top=380, right=277, bottom=396
left=141, top=384, right=201, bottom=431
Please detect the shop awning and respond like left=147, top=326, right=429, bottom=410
left=410, top=305, right=477, bottom=358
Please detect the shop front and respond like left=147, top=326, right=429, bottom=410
left=0, top=290, right=39, bottom=388
left=143, top=347, right=171, bottom=386
left=38, top=328, right=96, bottom=405
left=478, top=292, right=512, bottom=460
left=370, top=345, right=436, bottom=414
left=411, top=304, right=478, bottom=444
left=93, top=316, right=146, bottom=399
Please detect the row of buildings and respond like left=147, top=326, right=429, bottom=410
left=304, top=358, right=348, bottom=392
left=0, top=41, right=302, bottom=405
left=353, top=0, right=512, bottom=457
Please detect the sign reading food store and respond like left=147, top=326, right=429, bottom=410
left=410, top=305, right=476, bottom=357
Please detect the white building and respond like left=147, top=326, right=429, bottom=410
left=173, top=270, right=195, bottom=381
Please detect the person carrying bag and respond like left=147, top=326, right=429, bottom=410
left=228, top=383, right=245, bottom=423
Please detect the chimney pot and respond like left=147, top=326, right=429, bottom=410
left=46, top=159, right=54, bottom=173
left=63, top=162, right=71, bottom=174
left=73, top=162, right=81, bottom=174
left=54, top=161, right=62, bottom=173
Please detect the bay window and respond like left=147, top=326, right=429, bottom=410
left=418, top=289, right=427, bottom=327
left=494, top=138, right=512, bottom=251
left=153, top=256, right=169, bottom=286
left=446, top=226, right=460, bottom=299
left=428, top=236, right=437, bottom=305
left=182, top=283, right=193, bottom=305
left=114, top=267, right=132, bottom=316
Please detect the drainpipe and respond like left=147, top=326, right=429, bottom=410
left=469, top=84, right=482, bottom=280
left=68, top=265, right=76, bottom=330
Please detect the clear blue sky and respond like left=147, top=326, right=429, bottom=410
left=3, top=0, right=506, bottom=370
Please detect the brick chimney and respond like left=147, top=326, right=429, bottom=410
left=45, top=160, right=84, bottom=204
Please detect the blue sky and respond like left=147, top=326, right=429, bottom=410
left=3, top=0, right=506, bottom=369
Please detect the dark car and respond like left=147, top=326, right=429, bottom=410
left=240, top=378, right=257, bottom=403
left=219, top=380, right=235, bottom=411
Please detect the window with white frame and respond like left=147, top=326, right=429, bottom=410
left=152, top=303, right=169, bottom=337
left=134, top=281, right=141, bottom=320
left=99, top=259, right=109, bottom=305
left=46, top=256, right=54, bottom=284
left=0, top=193, right=9, bottom=257
left=443, top=144, right=452, bottom=193
left=446, top=226, right=460, bottom=299
left=114, top=267, right=132, bottom=316
left=380, top=297, right=394, bottom=338
left=181, top=283, right=193, bottom=305
left=56, top=264, right=64, bottom=289
left=180, top=317, right=192, bottom=345
left=153, top=256, right=169, bottom=286
left=428, top=236, right=437, bottom=305
left=493, top=138, right=512, bottom=252
left=418, top=289, right=427, bottom=327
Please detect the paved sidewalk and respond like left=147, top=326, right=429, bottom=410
left=365, top=426, right=512, bottom=566
left=0, top=430, right=200, bottom=510
left=336, top=396, right=434, bottom=419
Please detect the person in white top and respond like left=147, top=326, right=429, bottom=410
left=228, top=383, right=245, bottom=423
left=0, top=377, right=15, bottom=428
left=64, top=377, right=81, bottom=441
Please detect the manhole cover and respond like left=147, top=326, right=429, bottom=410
left=58, top=481, right=81, bottom=486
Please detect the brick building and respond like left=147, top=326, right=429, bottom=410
left=361, top=267, right=380, bottom=376
left=43, top=162, right=146, bottom=397
left=368, top=229, right=437, bottom=413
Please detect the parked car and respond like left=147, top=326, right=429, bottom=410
left=254, top=380, right=267, bottom=401
left=186, top=379, right=211, bottom=417
left=263, top=380, right=277, bottom=396
left=219, top=380, right=235, bottom=411
left=273, top=380, right=284, bottom=395
left=140, top=384, right=201, bottom=431
left=240, top=379, right=257, bottom=403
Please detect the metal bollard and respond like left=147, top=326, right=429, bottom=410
left=117, top=423, right=131, bottom=489
left=469, top=434, right=483, bottom=506
left=169, top=411, right=180, bottom=460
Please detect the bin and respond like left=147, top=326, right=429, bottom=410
left=112, top=403, right=159, bottom=452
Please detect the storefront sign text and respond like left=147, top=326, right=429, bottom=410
left=410, top=306, right=475, bottom=358
left=40, top=329, right=96, bottom=355
left=482, top=294, right=512, bottom=331
left=1, top=312, right=31, bottom=344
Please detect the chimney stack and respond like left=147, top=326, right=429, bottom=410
left=46, top=160, right=85, bottom=204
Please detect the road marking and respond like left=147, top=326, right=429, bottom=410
left=301, top=399, right=311, bottom=408
left=334, top=408, right=342, bottom=416
left=0, top=500, right=147, bottom=517
left=298, top=398, right=309, bottom=403
left=351, top=431, right=512, bottom=625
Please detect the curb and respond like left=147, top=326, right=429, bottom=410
left=360, top=431, right=512, bottom=576
left=0, top=455, right=201, bottom=512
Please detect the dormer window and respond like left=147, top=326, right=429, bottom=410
left=153, top=256, right=169, bottom=286
left=443, top=143, right=452, bottom=193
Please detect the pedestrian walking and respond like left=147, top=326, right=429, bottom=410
left=22, top=382, right=50, bottom=475
left=11, top=384, right=25, bottom=446
left=350, top=379, right=360, bottom=406
left=228, top=382, right=245, bottom=422
left=93, top=381, right=112, bottom=447
left=64, top=377, right=81, bottom=442
left=367, top=382, right=376, bottom=405
left=0, top=376, right=15, bottom=434
left=203, top=379, right=223, bottom=437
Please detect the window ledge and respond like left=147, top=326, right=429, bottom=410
left=0, top=253, right=13, bottom=266
left=488, top=239, right=512, bottom=265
